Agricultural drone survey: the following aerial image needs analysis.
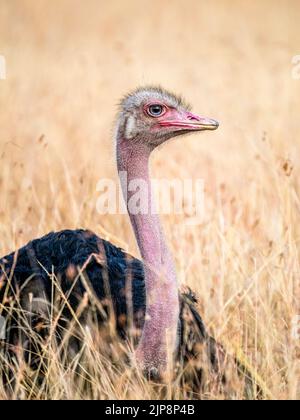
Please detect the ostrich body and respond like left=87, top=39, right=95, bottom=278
left=0, top=86, right=220, bottom=382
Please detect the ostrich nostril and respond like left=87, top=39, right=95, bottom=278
left=186, top=113, right=200, bottom=121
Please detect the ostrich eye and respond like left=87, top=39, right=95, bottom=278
left=147, top=104, right=165, bottom=117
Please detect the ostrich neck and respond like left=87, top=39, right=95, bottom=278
left=116, top=137, right=180, bottom=373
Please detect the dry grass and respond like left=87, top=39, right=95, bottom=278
left=0, top=0, right=299, bottom=400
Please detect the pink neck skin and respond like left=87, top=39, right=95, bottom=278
left=116, top=136, right=180, bottom=375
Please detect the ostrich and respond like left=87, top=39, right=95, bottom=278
left=0, top=86, right=236, bottom=394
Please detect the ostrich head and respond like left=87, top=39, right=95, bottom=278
left=115, top=86, right=219, bottom=376
left=117, top=86, right=219, bottom=149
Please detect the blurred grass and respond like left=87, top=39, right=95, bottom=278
left=0, top=0, right=299, bottom=399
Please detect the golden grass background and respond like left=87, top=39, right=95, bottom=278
left=0, top=0, right=299, bottom=399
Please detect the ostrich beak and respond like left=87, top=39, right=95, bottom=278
left=159, top=111, right=219, bottom=131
